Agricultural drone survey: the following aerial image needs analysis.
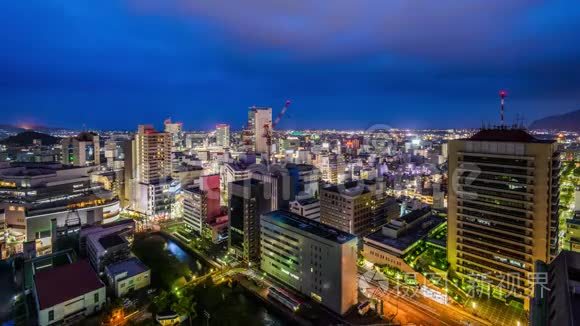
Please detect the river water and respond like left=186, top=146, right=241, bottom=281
left=162, top=236, right=286, bottom=325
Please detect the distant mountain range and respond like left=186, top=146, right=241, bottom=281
left=0, top=124, right=27, bottom=134
left=0, top=124, right=70, bottom=140
left=529, top=109, right=580, bottom=132
left=0, top=131, right=60, bottom=146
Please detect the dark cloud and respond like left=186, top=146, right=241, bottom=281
left=0, top=0, right=579, bottom=129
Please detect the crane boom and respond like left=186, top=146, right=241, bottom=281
left=264, top=100, right=292, bottom=166
left=273, top=100, right=291, bottom=128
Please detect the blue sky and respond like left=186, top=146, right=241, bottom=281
left=1, top=0, right=579, bottom=130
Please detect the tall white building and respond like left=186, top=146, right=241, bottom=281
left=131, top=125, right=176, bottom=218
left=290, top=197, right=321, bottom=221
left=164, top=118, right=183, bottom=150
left=134, top=125, right=171, bottom=184
left=447, top=128, right=561, bottom=308
left=215, top=124, right=230, bottom=148
left=219, top=161, right=252, bottom=205
left=260, top=210, right=358, bottom=315
left=61, top=132, right=100, bottom=166
left=318, top=153, right=346, bottom=184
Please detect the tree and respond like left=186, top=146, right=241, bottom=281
left=171, top=295, right=197, bottom=326
left=152, top=290, right=172, bottom=313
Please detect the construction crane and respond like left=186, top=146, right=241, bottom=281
left=263, top=100, right=292, bottom=166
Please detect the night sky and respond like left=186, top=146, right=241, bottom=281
left=1, top=1, right=580, bottom=130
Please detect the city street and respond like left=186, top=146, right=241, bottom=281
left=360, top=269, right=490, bottom=326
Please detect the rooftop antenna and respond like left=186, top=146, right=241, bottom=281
left=499, top=90, right=507, bottom=127
left=516, top=113, right=524, bottom=129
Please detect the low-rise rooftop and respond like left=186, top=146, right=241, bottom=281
left=323, top=181, right=370, bottom=196
left=295, top=197, right=319, bottom=206
left=286, top=163, right=316, bottom=172
left=262, top=210, right=356, bottom=245
left=105, top=257, right=149, bottom=280
left=365, top=214, right=444, bottom=253
left=400, top=207, right=432, bottom=224
left=99, top=233, right=126, bottom=250
left=34, top=260, right=103, bottom=310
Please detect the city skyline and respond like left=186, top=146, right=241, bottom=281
left=2, top=2, right=580, bottom=326
left=2, top=1, right=580, bottom=130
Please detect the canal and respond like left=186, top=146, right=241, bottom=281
left=157, top=235, right=287, bottom=325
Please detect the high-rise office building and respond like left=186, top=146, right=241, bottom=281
left=220, top=158, right=254, bottom=205
left=131, top=125, right=175, bottom=218
left=252, top=169, right=295, bottom=211
left=183, top=174, right=221, bottom=235
left=215, top=124, right=230, bottom=148
left=320, top=182, right=374, bottom=237
left=134, top=125, right=172, bottom=184
left=228, top=179, right=271, bottom=263
left=61, top=132, right=100, bottom=166
left=447, top=128, right=561, bottom=308
left=362, top=179, right=394, bottom=232
left=318, top=153, right=346, bottom=184
left=260, top=210, right=358, bottom=315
